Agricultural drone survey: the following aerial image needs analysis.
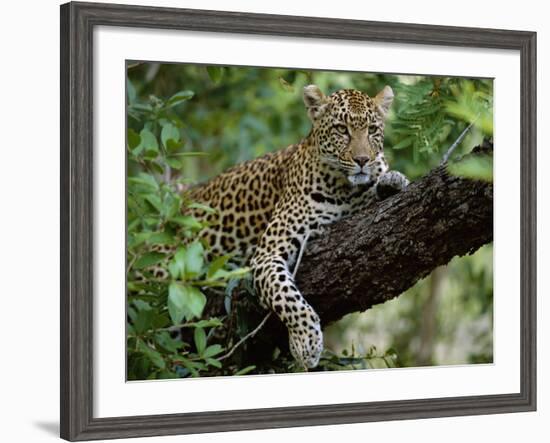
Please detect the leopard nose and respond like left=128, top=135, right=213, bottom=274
left=354, top=156, right=369, bottom=167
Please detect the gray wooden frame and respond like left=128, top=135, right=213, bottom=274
left=60, top=1, right=537, bottom=441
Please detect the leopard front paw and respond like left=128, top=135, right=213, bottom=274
left=376, top=170, right=409, bottom=200
left=288, top=321, right=323, bottom=369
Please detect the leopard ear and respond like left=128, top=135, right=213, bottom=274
left=374, top=85, right=394, bottom=116
left=303, top=85, right=328, bottom=120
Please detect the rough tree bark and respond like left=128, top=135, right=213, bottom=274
left=207, top=142, right=493, bottom=357
left=297, top=143, right=493, bottom=325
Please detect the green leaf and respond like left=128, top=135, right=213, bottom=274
left=128, top=174, right=159, bottom=191
left=222, top=267, right=250, bottom=280
left=127, top=306, right=137, bottom=322
left=209, top=266, right=250, bottom=281
left=137, top=339, right=166, bottom=369
left=392, top=136, right=415, bottom=150
left=170, top=215, right=204, bottom=231
left=127, top=352, right=151, bottom=380
left=187, top=202, right=217, bottom=214
left=194, top=327, right=207, bottom=355
left=133, top=308, right=155, bottom=334
left=206, top=66, right=223, bottom=84
left=152, top=313, right=170, bottom=329
left=205, top=358, right=222, bottom=368
left=166, top=90, right=194, bottom=108
left=186, top=286, right=207, bottom=319
left=127, top=128, right=141, bottom=150
left=128, top=232, right=151, bottom=249
left=172, top=355, right=205, bottom=376
left=183, top=241, right=205, bottom=278
left=127, top=323, right=135, bottom=335
left=165, top=139, right=184, bottom=153
left=168, top=282, right=185, bottom=324
left=138, top=128, right=158, bottom=154
left=155, top=331, right=183, bottom=353
left=207, top=255, right=231, bottom=279
left=203, top=344, right=223, bottom=358
left=184, top=318, right=223, bottom=328
left=148, top=231, right=174, bottom=245
left=161, top=123, right=180, bottom=148
left=148, top=161, right=164, bottom=175
left=162, top=192, right=182, bottom=221
left=133, top=300, right=151, bottom=311
left=157, top=370, right=179, bottom=379
left=234, top=365, right=256, bottom=376
left=447, top=155, right=493, bottom=182
left=131, top=103, right=153, bottom=113
left=126, top=78, right=137, bottom=104
left=279, top=77, right=294, bottom=93
left=144, top=194, right=162, bottom=213
left=168, top=248, right=186, bottom=280
left=133, top=252, right=165, bottom=270
left=165, top=157, right=183, bottom=170
left=167, top=283, right=207, bottom=324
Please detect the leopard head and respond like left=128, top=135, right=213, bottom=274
left=303, top=85, right=393, bottom=186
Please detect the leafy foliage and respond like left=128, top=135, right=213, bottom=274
left=126, top=62, right=493, bottom=379
left=386, top=76, right=493, bottom=177
left=126, top=81, right=250, bottom=380
left=448, top=154, right=493, bottom=182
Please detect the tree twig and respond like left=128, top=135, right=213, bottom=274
left=293, top=231, right=310, bottom=278
left=440, top=116, right=479, bottom=165
left=218, top=312, right=271, bottom=361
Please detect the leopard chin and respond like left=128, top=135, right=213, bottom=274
left=347, top=173, right=371, bottom=186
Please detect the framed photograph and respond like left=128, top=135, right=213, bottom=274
left=60, top=1, right=536, bottom=441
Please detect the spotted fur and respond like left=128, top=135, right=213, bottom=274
left=148, top=85, right=409, bottom=368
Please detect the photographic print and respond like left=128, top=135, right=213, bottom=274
left=126, top=62, right=494, bottom=380
left=61, top=3, right=536, bottom=439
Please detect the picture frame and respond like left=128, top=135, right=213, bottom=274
left=60, top=1, right=537, bottom=441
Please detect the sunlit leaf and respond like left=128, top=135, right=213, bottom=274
left=165, top=157, right=183, bottom=170
left=205, top=358, right=222, bottom=368
left=184, top=318, right=223, bottom=328
left=194, top=327, right=207, bottom=355
left=170, top=216, right=204, bottom=231
left=234, top=365, right=256, bottom=376
left=187, top=202, right=217, bottom=214
left=206, top=66, right=223, bottom=84
left=167, top=283, right=207, bottom=324
left=166, top=90, right=194, bottom=108
left=207, top=255, right=231, bottom=279
left=183, top=241, right=204, bottom=278
left=203, top=344, right=223, bottom=358
left=168, top=247, right=186, bottom=280
left=447, top=155, right=493, bottom=182
left=136, top=128, right=158, bottom=155
left=161, top=122, right=180, bottom=148
left=144, top=194, right=162, bottom=213
left=185, top=286, right=207, bottom=319
left=133, top=252, right=165, bottom=270
left=279, top=77, right=294, bottom=93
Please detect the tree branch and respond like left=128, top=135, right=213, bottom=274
left=296, top=142, right=493, bottom=325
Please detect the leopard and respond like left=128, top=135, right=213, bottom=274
left=147, top=84, right=409, bottom=369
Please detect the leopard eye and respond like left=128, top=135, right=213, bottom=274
left=368, top=124, right=379, bottom=135
left=333, top=124, right=349, bottom=136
